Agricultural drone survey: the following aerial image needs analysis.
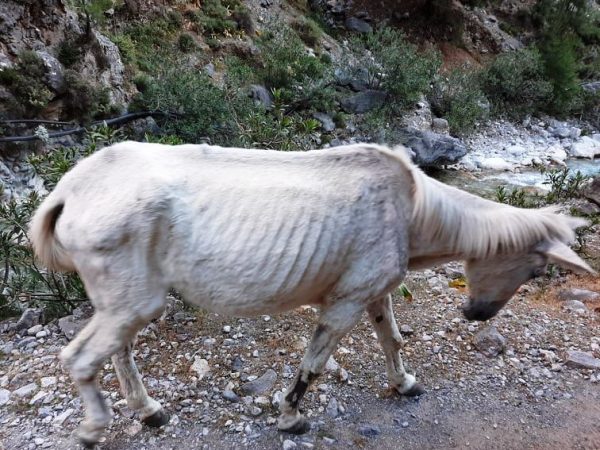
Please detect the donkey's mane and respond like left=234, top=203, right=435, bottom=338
left=379, top=146, right=586, bottom=259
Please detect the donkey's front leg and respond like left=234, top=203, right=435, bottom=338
left=367, top=294, right=425, bottom=396
left=278, top=302, right=364, bottom=434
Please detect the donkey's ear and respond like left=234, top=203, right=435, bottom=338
left=539, top=240, right=597, bottom=275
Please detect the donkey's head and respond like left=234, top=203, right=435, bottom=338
left=462, top=239, right=596, bottom=321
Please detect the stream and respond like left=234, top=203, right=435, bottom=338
left=436, top=158, right=600, bottom=199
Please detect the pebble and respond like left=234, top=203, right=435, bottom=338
left=27, top=325, right=43, bottom=336
left=0, top=388, right=10, bottom=405
left=40, top=377, right=57, bottom=388
left=13, top=383, right=38, bottom=398
left=241, top=369, right=277, bottom=395
left=283, top=440, right=297, bottom=450
left=190, top=357, right=210, bottom=379
left=52, top=408, right=74, bottom=426
left=326, top=397, right=339, bottom=418
left=473, top=326, right=506, bottom=357
left=358, top=424, right=381, bottom=437
left=565, top=351, right=600, bottom=370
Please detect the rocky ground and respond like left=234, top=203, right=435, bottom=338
left=1, top=258, right=599, bottom=450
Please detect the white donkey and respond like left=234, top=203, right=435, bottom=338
left=30, top=142, right=594, bottom=446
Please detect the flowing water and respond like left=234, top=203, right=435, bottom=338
left=435, top=158, right=600, bottom=199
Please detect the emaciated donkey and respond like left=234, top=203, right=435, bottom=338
left=29, top=142, right=595, bottom=445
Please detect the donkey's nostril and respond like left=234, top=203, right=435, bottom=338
left=463, top=304, right=495, bottom=322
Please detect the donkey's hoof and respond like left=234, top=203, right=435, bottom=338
left=278, top=416, right=311, bottom=434
left=142, top=409, right=170, bottom=428
left=79, top=439, right=97, bottom=449
left=401, top=382, right=426, bottom=397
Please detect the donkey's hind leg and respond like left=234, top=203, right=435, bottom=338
left=112, top=337, right=169, bottom=427
left=60, top=270, right=166, bottom=446
left=278, top=301, right=364, bottom=434
left=367, top=294, right=425, bottom=396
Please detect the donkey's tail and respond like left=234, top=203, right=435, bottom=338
left=29, top=195, right=75, bottom=272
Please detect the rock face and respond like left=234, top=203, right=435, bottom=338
left=473, top=326, right=506, bottom=357
left=396, top=127, right=467, bottom=167
left=341, top=90, right=388, bottom=114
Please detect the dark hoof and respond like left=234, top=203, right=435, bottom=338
left=402, top=383, right=426, bottom=397
left=281, top=418, right=311, bottom=435
left=79, top=439, right=97, bottom=449
left=142, top=409, right=171, bottom=428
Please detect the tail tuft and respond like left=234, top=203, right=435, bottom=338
left=29, top=198, right=74, bottom=272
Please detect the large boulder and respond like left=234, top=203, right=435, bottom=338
left=395, top=127, right=467, bottom=167
left=568, top=136, right=600, bottom=159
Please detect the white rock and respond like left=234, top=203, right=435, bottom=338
left=29, top=391, right=48, bottom=405
left=283, top=440, right=297, bottom=450
left=190, top=357, right=210, bottom=379
left=53, top=408, right=74, bottom=426
left=0, top=388, right=10, bottom=405
left=223, top=325, right=232, bottom=333
left=27, top=324, right=43, bottom=336
left=569, top=136, right=600, bottom=159
left=40, top=376, right=57, bottom=388
left=477, top=157, right=514, bottom=171
left=13, top=383, right=38, bottom=398
left=545, top=143, right=568, bottom=163
left=125, top=421, right=143, bottom=436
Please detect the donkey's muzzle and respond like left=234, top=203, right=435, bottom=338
left=462, top=299, right=503, bottom=321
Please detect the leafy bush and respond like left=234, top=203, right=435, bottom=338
left=57, top=37, right=84, bottom=67
left=291, top=18, right=322, bottom=47
left=429, top=68, right=488, bottom=135
left=62, top=70, right=113, bottom=121
left=131, top=66, right=230, bottom=141
left=191, top=0, right=238, bottom=35
left=178, top=33, right=196, bottom=52
left=481, top=47, right=553, bottom=116
left=348, top=28, right=441, bottom=113
left=0, top=51, right=53, bottom=117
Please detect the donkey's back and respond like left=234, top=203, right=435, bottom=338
left=31, top=141, right=415, bottom=315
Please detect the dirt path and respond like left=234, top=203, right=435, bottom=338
left=1, top=263, right=599, bottom=450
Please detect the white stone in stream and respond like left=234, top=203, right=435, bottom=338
left=569, top=136, right=600, bottom=159
left=477, top=157, right=513, bottom=171
left=545, top=144, right=568, bottom=164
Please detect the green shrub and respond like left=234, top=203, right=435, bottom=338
left=62, top=70, right=112, bottom=121
left=178, top=33, right=196, bottom=52
left=192, top=0, right=238, bottom=35
left=0, top=51, right=53, bottom=117
left=291, top=18, right=322, bottom=47
left=539, top=35, right=582, bottom=114
left=257, top=25, right=329, bottom=97
left=131, top=66, right=230, bottom=141
left=348, top=28, right=441, bottom=112
left=429, top=68, right=488, bottom=135
left=57, top=38, right=83, bottom=67
left=481, top=47, right=553, bottom=116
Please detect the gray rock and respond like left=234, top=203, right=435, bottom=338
left=249, top=84, right=273, bottom=109
left=53, top=408, right=74, bottom=426
left=565, top=351, right=600, bottom=370
left=345, top=17, right=372, bottom=33
left=13, top=382, right=38, bottom=398
left=585, top=177, right=600, bottom=207
left=222, top=389, right=240, bottom=403
left=15, top=308, right=44, bottom=332
left=558, top=288, right=600, bottom=303
left=396, top=127, right=467, bottom=167
left=241, top=369, right=277, bottom=395
left=562, top=300, right=588, bottom=312
left=473, top=326, right=506, bottom=358
left=283, top=440, right=297, bottom=450
left=432, top=118, right=449, bottom=133
left=40, top=377, right=57, bottom=388
left=326, top=396, right=339, bottom=418
left=204, top=62, right=216, bottom=78
left=190, top=357, right=210, bottom=379
left=400, top=324, right=414, bottom=336
left=35, top=50, right=65, bottom=93
left=582, top=81, right=600, bottom=93
left=58, top=315, right=87, bottom=340
left=0, top=388, right=9, bottom=405
left=313, top=112, right=335, bottom=132
left=341, top=90, right=387, bottom=114
left=27, top=324, right=43, bottom=336
left=358, top=424, right=381, bottom=437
